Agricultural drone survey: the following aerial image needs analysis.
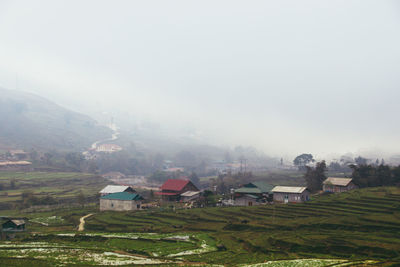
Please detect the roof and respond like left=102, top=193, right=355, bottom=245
left=181, top=191, right=200, bottom=197
left=323, top=177, right=353, bottom=186
left=100, top=192, right=143, bottom=201
left=0, top=161, right=32, bottom=166
left=160, top=179, right=193, bottom=192
left=3, top=219, right=25, bottom=226
left=236, top=194, right=259, bottom=199
left=252, top=182, right=274, bottom=193
left=235, top=187, right=262, bottom=194
left=272, top=186, right=308, bottom=194
left=11, top=219, right=25, bottom=225
left=99, top=185, right=133, bottom=194
left=235, top=181, right=274, bottom=194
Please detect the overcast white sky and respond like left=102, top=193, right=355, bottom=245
left=0, top=1, right=400, bottom=158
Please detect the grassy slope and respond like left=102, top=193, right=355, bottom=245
left=0, top=171, right=109, bottom=211
left=4, top=186, right=397, bottom=266
left=88, top=187, right=400, bottom=265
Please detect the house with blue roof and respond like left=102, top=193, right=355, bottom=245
left=100, top=192, right=144, bottom=211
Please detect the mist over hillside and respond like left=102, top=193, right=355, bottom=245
left=0, top=88, right=111, bottom=151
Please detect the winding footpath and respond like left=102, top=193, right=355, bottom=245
left=78, top=213, right=93, bottom=231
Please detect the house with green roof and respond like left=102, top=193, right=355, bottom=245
left=100, top=192, right=144, bottom=211
left=234, top=181, right=274, bottom=206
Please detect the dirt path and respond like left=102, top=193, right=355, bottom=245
left=78, top=213, right=93, bottom=231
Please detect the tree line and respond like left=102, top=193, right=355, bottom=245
left=304, top=161, right=400, bottom=193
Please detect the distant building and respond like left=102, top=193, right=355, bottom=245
left=101, top=172, right=126, bottom=180
left=323, top=177, right=357, bottom=193
left=180, top=191, right=201, bottom=202
left=234, top=194, right=261, bottom=206
left=99, top=185, right=136, bottom=196
left=8, top=150, right=28, bottom=160
left=235, top=182, right=274, bottom=199
left=2, top=219, right=25, bottom=232
left=272, top=186, right=310, bottom=203
left=96, top=144, right=122, bottom=153
left=156, top=179, right=199, bottom=201
left=100, top=192, right=144, bottom=211
left=0, top=161, right=32, bottom=171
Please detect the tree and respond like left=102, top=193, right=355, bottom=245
left=354, top=156, right=368, bottom=165
left=10, top=179, right=16, bottom=189
left=293, top=154, right=315, bottom=170
left=329, top=161, right=341, bottom=171
left=77, top=191, right=86, bottom=207
left=189, top=172, right=200, bottom=187
left=65, top=152, right=85, bottom=170
left=304, top=161, right=327, bottom=193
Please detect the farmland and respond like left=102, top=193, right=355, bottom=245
left=0, top=171, right=109, bottom=211
left=1, top=186, right=399, bottom=266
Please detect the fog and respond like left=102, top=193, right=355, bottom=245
left=1, top=0, right=400, bottom=158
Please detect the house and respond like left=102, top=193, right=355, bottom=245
left=2, top=219, right=25, bottom=232
left=180, top=191, right=201, bottom=202
left=0, top=161, right=32, bottom=171
left=8, top=150, right=28, bottom=160
left=99, top=185, right=136, bottom=196
left=96, top=144, right=122, bottom=153
left=101, top=172, right=126, bottom=180
left=272, top=186, right=310, bottom=203
left=323, top=177, right=358, bottom=193
left=234, top=194, right=261, bottom=206
left=234, top=181, right=274, bottom=200
left=156, top=179, right=199, bottom=201
left=100, top=192, right=144, bottom=211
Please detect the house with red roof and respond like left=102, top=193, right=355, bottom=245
left=156, top=179, right=199, bottom=201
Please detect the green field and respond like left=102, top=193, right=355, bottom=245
left=0, top=171, right=109, bottom=211
left=1, top=186, right=399, bottom=266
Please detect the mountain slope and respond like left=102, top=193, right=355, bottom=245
left=0, top=88, right=111, bottom=151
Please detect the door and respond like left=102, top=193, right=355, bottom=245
left=284, top=195, right=289, bottom=204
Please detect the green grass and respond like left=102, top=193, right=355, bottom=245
left=1, top=186, right=399, bottom=266
left=0, top=171, right=109, bottom=210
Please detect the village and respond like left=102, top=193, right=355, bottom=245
left=97, top=176, right=358, bottom=212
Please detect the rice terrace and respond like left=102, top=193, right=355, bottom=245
left=0, top=185, right=399, bottom=266
left=2, top=1, right=400, bottom=266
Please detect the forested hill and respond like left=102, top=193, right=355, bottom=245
left=0, top=88, right=111, bottom=151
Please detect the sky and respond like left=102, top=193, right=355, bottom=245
left=0, top=0, right=400, bottom=159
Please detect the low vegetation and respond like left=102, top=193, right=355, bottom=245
left=1, top=186, right=399, bottom=266
left=0, top=172, right=108, bottom=210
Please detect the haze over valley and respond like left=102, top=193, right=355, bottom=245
left=0, top=1, right=400, bottom=266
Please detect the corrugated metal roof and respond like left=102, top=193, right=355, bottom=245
left=181, top=191, right=200, bottom=197
left=99, top=185, right=132, bottom=194
left=323, top=177, right=352, bottom=186
left=272, top=186, right=307, bottom=193
left=160, top=179, right=191, bottom=191
left=10, top=219, right=25, bottom=225
left=100, top=192, right=143, bottom=201
left=251, top=182, right=274, bottom=193
left=235, top=182, right=274, bottom=194
left=235, top=187, right=262, bottom=194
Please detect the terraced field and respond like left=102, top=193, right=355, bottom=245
left=1, top=187, right=399, bottom=266
left=0, top=172, right=109, bottom=210
left=84, top=187, right=400, bottom=265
